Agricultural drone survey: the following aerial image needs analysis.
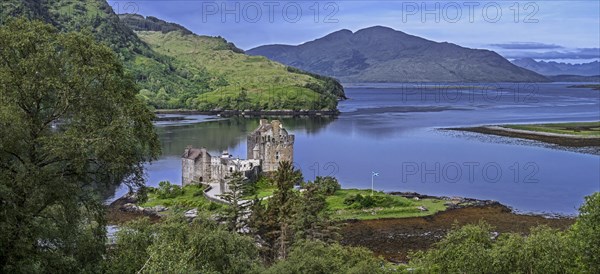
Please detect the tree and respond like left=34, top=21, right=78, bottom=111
left=264, top=240, right=385, bottom=274
left=107, top=216, right=261, bottom=274
left=218, top=171, right=251, bottom=232
left=248, top=161, right=302, bottom=261
left=0, top=19, right=160, bottom=272
left=156, top=181, right=184, bottom=199
left=104, top=218, right=156, bottom=274
left=291, top=182, right=339, bottom=243
left=571, top=192, right=600, bottom=273
left=311, top=176, right=341, bottom=196
left=409, top=221, right=578, bottom=273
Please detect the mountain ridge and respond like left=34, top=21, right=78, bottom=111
left=0, top=1, right=344, bottom=111
left=248, top=26, right=549, bottom=83
left=511, top=58, right=600, bottom=76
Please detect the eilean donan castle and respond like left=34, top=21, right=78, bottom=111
left=182, top=119, right=294, bottom=186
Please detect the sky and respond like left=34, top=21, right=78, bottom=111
left=112, top=0, right=600, bottom=63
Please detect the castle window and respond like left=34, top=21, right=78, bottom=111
left=276, top=152, right=280, bottom=160
left=229, top=167, right=233, bottom=172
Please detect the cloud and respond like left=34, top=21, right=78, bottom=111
left=489, top=42, right=563, bottom=50
left=502, top=48, right=600, bottom=60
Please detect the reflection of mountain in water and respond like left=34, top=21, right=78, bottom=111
left=156, top=116, right=335, bottom=157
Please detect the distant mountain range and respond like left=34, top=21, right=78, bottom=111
left=247, top=26, right=548, bottom=83
left=511, top=58, right=600, bottom=76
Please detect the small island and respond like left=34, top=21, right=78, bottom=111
left=107, top=120, right=576, bottom=262
left=451, top=121, right=600, bottom=147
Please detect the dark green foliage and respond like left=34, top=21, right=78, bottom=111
left=343, top=193, right=411, bottom=209
left=292, top=182, right=339, bottom=243
left=245, top=176, right=273, bottom=197
left=287, top=66, right=346, bottom=99
left=118, top=14, right=193, bottom=35
left=309, top=176, right=341, bottom=196
left=106, top=216, right=261, bottom=274
left=571, top=192, right=600, bottom=273
left=409, top=222, right=579, bottom=273
left=249, top=162, right=339, bottom=261
left=0, top=19, right=159, bottom=272
left=1, top=1, right=345, bottom=112
left=218, top=172, right=252, bottom=232
left=264, top=240, right=385, bottom=274
left=248, top=161, right=302, bottom=261
left=104, top=218, right=155, bottom=274
left=136, top=185, right=150, bottom=204
left=156, top=181, right=184, bottom=199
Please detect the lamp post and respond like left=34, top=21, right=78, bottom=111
left=371, top=171, right=379, bottom=196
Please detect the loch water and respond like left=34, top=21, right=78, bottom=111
left=113, top=83, right=600, bottom=215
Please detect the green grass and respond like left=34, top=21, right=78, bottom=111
left=0, top=1, right=343, bottom=111
left=141, top=184, right=224, bottom=212
left=325, top=189, right=447, bottom=220
left=504, top=121, right=600, bottom=136
left=135, top=31, right=340, bottom=111
left=243, top=177, right=276, bottom=199
left=140, top=185, right=448, bottom=220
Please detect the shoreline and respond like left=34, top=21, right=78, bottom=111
left=154, top=109, right=340, bottom=117
left=448, top=125, right=600, bottom=147
left=341, top=203, right=575, bottom=263
left=106, top=190, right=575, bottom=224
left=105, top=190, right=577, bottom=263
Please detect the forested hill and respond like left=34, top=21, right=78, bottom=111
left=0, top=1, right=345, bottom=111
left=118, top=13, right=194, bottom=35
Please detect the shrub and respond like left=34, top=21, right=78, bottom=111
left=343, top=193, right=410, bottom=209
left=156, top=181, right=184, bottom=199
left=570, top=192, right=600, bottom=273
left=313, top=176, right=341, bottom=196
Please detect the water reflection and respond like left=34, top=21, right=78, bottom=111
left=156, top=116, right=336, bottom=156
left=110, top=83, right=599, bottom=215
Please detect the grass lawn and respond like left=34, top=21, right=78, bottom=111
left=243, top=177, right=276, bottom=199
left=141, top=184, right=224, bottom=212
left=138, top=184, right=448, bottom=220
left=503, top=121, right=600, bottom=136
left=325, top=189, right=447, bottom=220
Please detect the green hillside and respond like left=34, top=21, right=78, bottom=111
left=0, top=1, right=344, bottom=111
left=135, top=31, right=340, bottom=110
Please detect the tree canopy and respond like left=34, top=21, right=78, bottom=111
left=0, top=18, right=160, bottom=272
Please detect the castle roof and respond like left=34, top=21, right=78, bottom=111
left=182, top=148, right=203, bottom=160
left=251, top=119, right=290, bottom=136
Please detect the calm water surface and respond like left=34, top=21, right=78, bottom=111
left=114, top=83, right=600, bottom=215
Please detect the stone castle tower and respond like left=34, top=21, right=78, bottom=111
left=181, top=119, right=294, bottom=186
left=247, top=119, right=295, bottom=172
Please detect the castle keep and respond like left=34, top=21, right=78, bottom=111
left=182, top=120, right=294, bottom=186
left=247, top=119, right=294, bottom=172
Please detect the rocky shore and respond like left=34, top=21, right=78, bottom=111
left=105, top=193, right=162, bottom=224
left=107, top=191, right=576, bottom=263
left=389, top=192, right=502, bottom=210
left=340, top=202, right=575, bottom=263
